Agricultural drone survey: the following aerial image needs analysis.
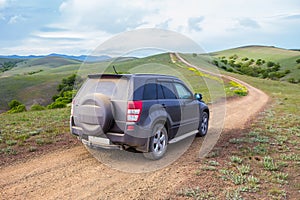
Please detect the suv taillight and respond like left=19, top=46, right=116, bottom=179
left=127, top=101, right=142, bottom=122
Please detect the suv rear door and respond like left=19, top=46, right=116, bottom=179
left=157, top=80, right=181, bottom=138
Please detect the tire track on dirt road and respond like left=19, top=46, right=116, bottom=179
left=0, top=54, right=269, bottom=200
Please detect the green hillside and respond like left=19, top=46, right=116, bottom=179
left=5, top=46, right=297, bottom=112
left=20, top=56, right=81, bottom=68
left=0, top=53, right=233, bottom=112
left=211, top=46, right=300, bottom=82
left=0, top=57, right=82, bottom=112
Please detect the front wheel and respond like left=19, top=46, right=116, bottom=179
left=197, top=111, right=209, bottom=137
left=143, top=124, right=168, bottom=160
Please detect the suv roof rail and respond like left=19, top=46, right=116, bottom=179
left=87, top=73, right=178, bottom=79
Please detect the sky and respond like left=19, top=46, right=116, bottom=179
left=0, top=0, right=299, bottom=55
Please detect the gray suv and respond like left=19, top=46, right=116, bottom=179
left=70, top=74, right=209, bottom=160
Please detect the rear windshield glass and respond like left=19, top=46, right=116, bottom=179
left=77, top=77, right=129, bottom=100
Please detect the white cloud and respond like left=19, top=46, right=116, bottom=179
left=1, top=0, right=300, bottom=55
left=7, top=14, right=25, bottom=24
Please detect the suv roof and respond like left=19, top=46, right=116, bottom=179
left=88, top=73, right=179, bottom=79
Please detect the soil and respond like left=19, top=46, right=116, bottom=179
left=0, top=54, right=270, bottom=200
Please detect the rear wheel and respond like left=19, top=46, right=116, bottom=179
left=197, top=111, right=209, bottom=137
left=143, top=124, right=168, bottom=160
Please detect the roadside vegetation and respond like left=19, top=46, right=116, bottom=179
left=176, top=67, right=300, bottom=199
left=48, top=74, right=82, bottom=109
left=0, top=108, right=78, bottom=165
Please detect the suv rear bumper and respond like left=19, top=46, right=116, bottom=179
left=70, top=116, right=149, bottom=152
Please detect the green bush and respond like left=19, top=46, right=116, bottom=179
left=8, top=99, right=21, bottom=109
left=287, top=78, right=297, bottom=84
left=47, top=101, right=66, bottom=109
left=296, top=58, right=300, bottom=64
left=8, top=104, right=26, bottom=113
left=267, top=61, right=275, bottom=67
left=229, top=81, right=248, bottom=96
left=212, top=60, right=219, bottom=66
left=30, top=104, right=46, bottom=111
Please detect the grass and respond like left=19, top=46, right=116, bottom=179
left=0, top=53, right=241, bottom=111
left=0, top=108, right=73, bottom=160
left=175, top=54, right=300, bottom=199
left=230, top=156, right=243, bottom=164
left=263, top=156, right=278, bottom=171
left=211, top=45, right=300, bottom=81
left=177, top=187, right=216, bottom=199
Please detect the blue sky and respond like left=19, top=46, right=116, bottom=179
left=0, top=0, right=299, bottom=55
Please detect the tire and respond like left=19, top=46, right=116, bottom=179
left=196, top=111, right=209, bottom=137
left=143, top=124, right=168, bottom=160
left=77, top=93, right=113, bottom=136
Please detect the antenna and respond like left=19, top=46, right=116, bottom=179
left=112, top=65, right=118, bottom=74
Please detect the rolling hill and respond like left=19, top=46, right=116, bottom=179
left=1, top=45, right=299, bottom=112
left=0, top=53, right=227, bottom=112
left=210, top=45, right=300, bottom=81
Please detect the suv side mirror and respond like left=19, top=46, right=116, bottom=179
left=194, top=93, right=202, bottom=101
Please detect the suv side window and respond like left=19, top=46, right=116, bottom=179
left=143, top=83, right=157, bottom=100
left=157, top=83, right=164, bottom=99
left=160, top=82, right=177, bottom=99
left=174, top=82, right=192, bottom=99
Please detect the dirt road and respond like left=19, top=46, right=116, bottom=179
left=0, top=55, right=269, bottom=200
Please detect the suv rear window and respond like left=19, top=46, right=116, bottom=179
left=77, top=77, right=129, bottom=100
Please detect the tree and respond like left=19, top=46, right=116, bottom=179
left=57, top=74, right=82, bottom=94
left=229, top=54, right=238, bottom=60
left=267, top=61, right=275, bottom=68
left=49, top=74, right=82, bottom=109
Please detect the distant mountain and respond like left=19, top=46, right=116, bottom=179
left=0, top=54, right=111, bottom=62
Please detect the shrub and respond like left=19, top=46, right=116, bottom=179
left=229, top=81, right=248, bottom=96
left=47, top=102, right=66, bottom=109
left=287, top=78, right=297, bottom=84
left=212, top=60, right=219, bottom=66
left=222, top=59, right=228, bottom=64
left=30, top=104, right=46, bottom=111
left=256, top=59, right=263, bottom=66
left=267, top=61, right=275, bottom=67
left=227, top=68, right=234, bottom=72
left=8, top=99, right=21, bottom=109
left=8, top=104, right=26, bottom=113
left=229, top=54, right=238, bottom=60
left=296, top=58, right=300, bottom=64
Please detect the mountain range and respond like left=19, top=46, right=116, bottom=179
left=0, top=53, right=111, bottom=62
